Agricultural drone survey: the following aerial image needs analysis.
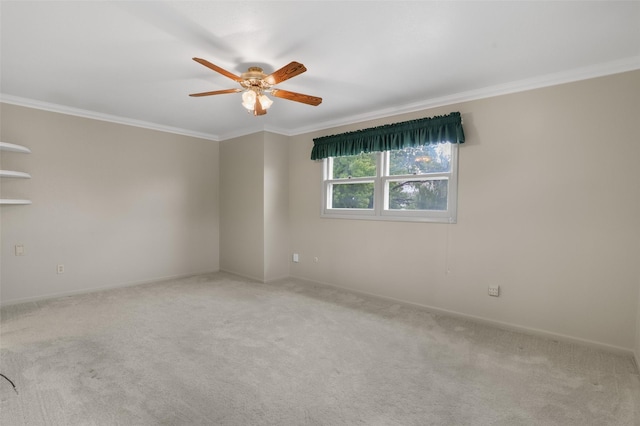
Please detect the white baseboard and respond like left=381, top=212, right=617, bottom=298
left=218, top=268, right=264, bottom=283
left=217, top=268, right=289, bottom=284
left=0, top=270, right=220, bottom=307
left=289, top=274, right=635, bottom=357
left=264, top=273, right=291, bottom=283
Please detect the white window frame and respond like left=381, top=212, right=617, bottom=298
left=321, top=144, right=458, bottom=223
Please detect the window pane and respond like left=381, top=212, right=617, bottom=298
left=389, top=144, right=451, bottom=175
left=387, top=179, right=448, bottom=211
left=332, top=152, right=377, bottom=179
left=331, top=183, right=374, bottom=209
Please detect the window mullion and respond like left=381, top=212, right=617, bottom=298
left=322, top=143, right=458, bottom=223
left=327, top=177, right=374, bottom=185
left=388, top=171, right=450, bottom=180
left=374, top=152, right=385, bottom=216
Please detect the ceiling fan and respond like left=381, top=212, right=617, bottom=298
left=189, top=58, right=322, bottom=116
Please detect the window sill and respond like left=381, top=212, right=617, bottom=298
left=321, top=211, right=456, bottom=224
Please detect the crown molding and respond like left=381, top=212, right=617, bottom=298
left=287, top=56, right=640, bottom=137
left=2, top=56, right=638, bottom=141
left=0, top=95, right=220, bottom=141
left=216, top=126, right=272, bottom=142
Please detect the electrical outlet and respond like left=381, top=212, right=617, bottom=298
left=292, top=253, right=299, bottom=263
left=57, top=264, right=65, bottom=274
left=488, top=285, right=500, bottom=297
left=15, top=244, right=25, bottom=256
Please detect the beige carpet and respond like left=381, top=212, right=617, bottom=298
left=1, top=272, right=639, bottom=425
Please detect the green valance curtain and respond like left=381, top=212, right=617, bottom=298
left=311, top=111, right=465, bottom=160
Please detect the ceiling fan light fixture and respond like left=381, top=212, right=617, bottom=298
left=241, top=89, right=256, bottom=111
left=259, top=94, right=273, bottom=110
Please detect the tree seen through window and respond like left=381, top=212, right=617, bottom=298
left=324, top=143, right=457, bottom=220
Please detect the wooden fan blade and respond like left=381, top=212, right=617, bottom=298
left=192, top=57, right=242, bottom=82
left=189, top=88, right=242, bottom=97
left=271, top=89, right=322, bottom=106
left=265, top=62, right=306, bottom=85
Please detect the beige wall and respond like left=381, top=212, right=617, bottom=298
left=289, top=70, right=640, bottom=351
left=0, top=104, right=220, bottom=304
left=636, top=274, right=640, bottom=367
left=263, top=132, right=290, bottom=282
left=219, top=131, right=290, bottom=282
left=219, top=132, right=265, bottom=281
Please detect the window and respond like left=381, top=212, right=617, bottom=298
left=313, top=112, right=464, bottom=222
left=322, top=143, right=458, bottom=223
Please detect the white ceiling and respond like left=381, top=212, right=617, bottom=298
left=1, top=1, right=639, bottom=141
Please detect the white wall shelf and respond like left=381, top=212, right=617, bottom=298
left=0, top=199, right=32, bottom=205
left=0, top=170, right=31, bottom=179
left=1, top=142, right=32, bottom=205
left=0, top=142, right=31, bottom=154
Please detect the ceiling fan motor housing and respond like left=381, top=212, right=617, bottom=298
left=240, top=67, right=272, bottom=90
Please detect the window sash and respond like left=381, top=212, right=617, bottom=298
left=322, top=145, right=458, bottom=223
left=383, top=176, right=450, bottom=211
